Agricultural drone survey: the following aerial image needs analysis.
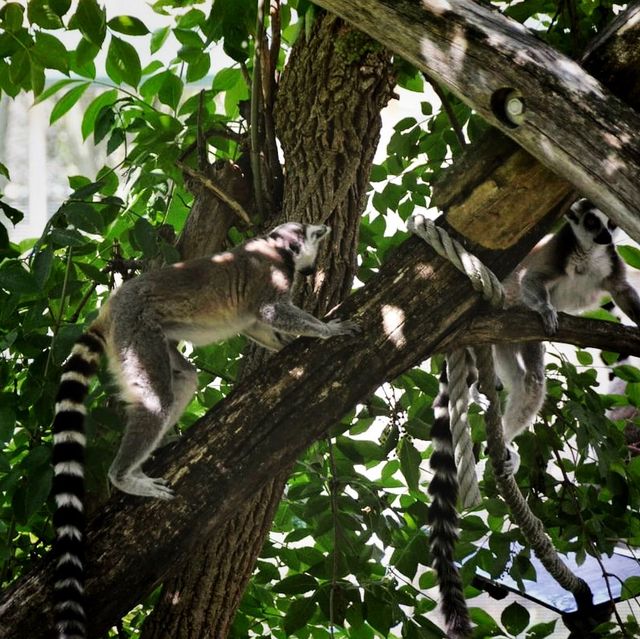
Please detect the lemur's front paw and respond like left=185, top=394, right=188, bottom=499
left=326, top=319, right=361, bottom=337
left=502, top=446, right=521, bottom=476
left=539, top=306, right=558, bottom=336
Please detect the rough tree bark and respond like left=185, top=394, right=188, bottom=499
left=140, top=14, right=395, bottom=639
left=311, top=0, right=640, bottom=242
left=2, top=6, right=640, bottom=639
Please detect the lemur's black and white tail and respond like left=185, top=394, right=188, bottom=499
left=428, top=365, right=471, bottom=638
left=52, top=328, right=105, bottom=639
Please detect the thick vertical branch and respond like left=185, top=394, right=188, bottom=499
left=140, top=14, right=393, bottom=639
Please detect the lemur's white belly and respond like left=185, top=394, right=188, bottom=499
left=165, top=316, right=255, bottom=346
left=550, top=276, right=604, bottom=313
left=550, top=250, right=611, bottom=312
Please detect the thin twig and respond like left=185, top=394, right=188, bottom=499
left=176, top=160, right=252, bottom=225
left=69, top=281, right=99, bottom=324
left=327, top=438, right=339, bottom=639
left=423, top=73, right=467, bottom=150
left=178, top=126, right=244, bottom=163
left=197, top=90, right=208, bottom=170
left=44, top=247, right=73, bottom=379
left=250, top=0, right=267, bottom=222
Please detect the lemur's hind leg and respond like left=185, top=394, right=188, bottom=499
left=494, top=342, right=546, bottom=474
left=157, top=345, right=198, bottom=449
left=108, top=318, right=178, bottom=499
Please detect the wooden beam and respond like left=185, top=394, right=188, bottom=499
left=310, top=0, right=640, bottom=243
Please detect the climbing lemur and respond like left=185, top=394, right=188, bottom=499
left=410, top=199, right=640, bottom=637
left=51, top=222, right=359, bottom=639
left=496, top=198, right=640, bottom=474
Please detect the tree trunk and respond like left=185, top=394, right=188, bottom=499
left=140, top=14, right=394, bottom=639
left=311, top=0, right=640, bottom=243
left=3, top=7, right=640, bottom=639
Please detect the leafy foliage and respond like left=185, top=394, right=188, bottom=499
left=0, top=0, right=638, bottom=638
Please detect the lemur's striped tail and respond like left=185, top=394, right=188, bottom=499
left=52, top=328, right=105, bottom=639
left=428, top=365, right=471, bottom=638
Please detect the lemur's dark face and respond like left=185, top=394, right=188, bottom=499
left=567, top=198, right=615, bottom=246
left=269, top=222, right=330, bottom=276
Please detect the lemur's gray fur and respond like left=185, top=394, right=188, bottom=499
left=51, top=222, right=358, bottom=639
left=497, top=198, right=640, bottom=474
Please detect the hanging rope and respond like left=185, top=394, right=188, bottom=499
left=408, top=214, right=594, bottom=607
left=446, top=348, right=481, bottom=508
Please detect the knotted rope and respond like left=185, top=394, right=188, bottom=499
left=408, top=214, right=593, bottom=604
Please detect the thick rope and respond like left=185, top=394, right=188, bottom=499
left=446, top=349, right=481, bottom=508
left=475, top=345, right=593, bottom=603
left=409, top=213, right=500, bottom=508
left=409, top=214, right=594, bottom=607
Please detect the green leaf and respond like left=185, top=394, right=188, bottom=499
left=107, top=128, right=125, bottom=155
left=27, top=0, right=64, bottom=28
left=158, top=71, right=183, bottom=110
left=64, top=202, right=103, bottom=234
left=1, top=3, right=25, bottom=31
left=108, top=15, right=149, bottom=36
left=272, top=573, right=318, bottom=595
left=576, top=350, right=593, bottom=366
left=32, top=245, right=53, bottom=288
left=25, top=464, right=53, bottom=520
left=75, top=35, right=100, bottom=68
left=282, top=597, right=316, bottom=636
left=106, top=36, right=141, bottom=88
left=72, top=0, right=106, bottom=46
left=212, top=67, right=241, bottom=93
left=33, top=32, right=69, bottom=74
left=34, top=78, right=80, bottom=105
left=0, top=161, right=9, bottom=179
left=9, top=48, right=31, bottom=88
left=80, top=89, right=116, bottom=140
left=614, top=365, right=640, bottom=383
left=622, top=575, right=640, bottom=600
left=627, top=382, right=640, bottom=407
left=399, top=437, right=421, bottom=492
left=501, top=602, right=529, bottom=635
left=93, top=105, right=115, bottom=144
left=50, top=0, right=71, bottom=17
left=150, top=26, right=170, bottom=54
left=0, top=260, right=39, bottom=294
left=71, top=180, right=105, bottom=200
left=50, top=82, right=90, bottom=124
left=0, top=199, right=24, bottom=224
left=0, top=404, right=16, bottom=445
left=49, top=228, right=88, bottom=247
left=132, top=218, right=157, bottom=257
left=186, top=53, right=211, bottom=83
left=30, top=60, right=45, bottom=96
left=619, top=244, right=640, bottom=270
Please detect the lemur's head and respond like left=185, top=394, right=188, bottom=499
left=566, top=198, right=616, bottom=248
left=269, top=222, right=330, bottom=276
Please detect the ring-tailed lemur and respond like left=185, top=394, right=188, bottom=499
left=51, top=222, right=359, bottom=639
left=410, top=199, right=640, bottom=637
left=496, top=198, right=640, bottom=474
